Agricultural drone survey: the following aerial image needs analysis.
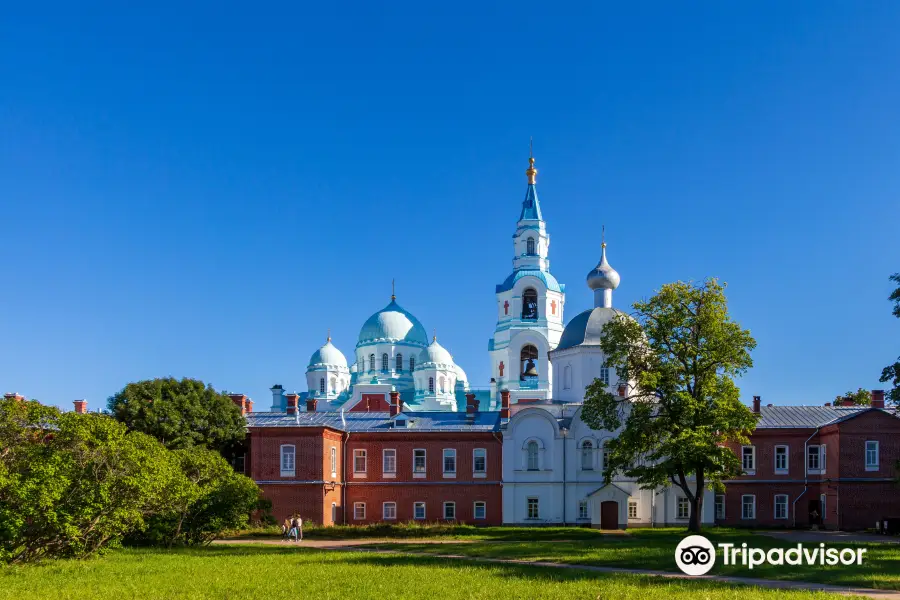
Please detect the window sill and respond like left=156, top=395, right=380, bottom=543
left=413, top=472, right=426, bottom=479
left=807, top=469, right=825, bottom=476
left=774, top=470, right=789, bottom=475
left=743, top=470, right=756, bottom=476
left=280, top=472, right=296, bottom=478
left=443, top=473, right=456, bottom=479
left=383, top=473, right=396, bottom=478
left=353, top=473, right=367, bottom=479
left=473, top=472, right=486, bottom=478
left=865, top=466, right=879, bottom=472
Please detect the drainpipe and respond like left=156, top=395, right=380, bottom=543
left=561, top=426, right=568, bottom=526
left=342, top=431, right=350, bottom=525
left=792, top=427, right=820, bottom=528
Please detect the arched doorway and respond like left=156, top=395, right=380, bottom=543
left=600, top=501, right=619, bottom=530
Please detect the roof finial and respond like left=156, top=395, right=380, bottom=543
left=433, top=328, right=437, bottom=343
left=391, top=278, right=396, bottom=301
left=602, top=224, right=606, bottom=249
left=327, top=328, right=331, bottom=342
left=526, top=138, right=537, bottom=185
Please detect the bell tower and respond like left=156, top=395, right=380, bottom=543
left=488, top=147, right=566, bottom=407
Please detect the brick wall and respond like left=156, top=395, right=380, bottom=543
left=346, top=483, right=502, bottom=525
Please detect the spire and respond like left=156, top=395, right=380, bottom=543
left=391, top=278, right=396, bottom=301
left=326, top=328, right=331, bottom=343
left=520, top=140, right=543, bottom=221
left=586, top=230, right=621, bottom=308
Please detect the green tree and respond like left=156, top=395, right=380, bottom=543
left=835, top=388, right=871, bottom=406
left=880, top=273, right=900, bottom=406
left=581, top=279, right=758, bottom=533
left=0, top=398, right=183, bottom=563
left=107, top=378, right=245, bottom=453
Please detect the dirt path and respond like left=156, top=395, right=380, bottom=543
left=214, top=538, right=897, bottom=599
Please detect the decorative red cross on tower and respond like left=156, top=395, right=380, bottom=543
left=499, top=361, right=505, bottom=377
left=503, top=301, right=509, bottom=315
left=551, top=300, right=557, bottom=315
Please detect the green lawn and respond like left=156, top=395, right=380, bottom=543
left=0, top=545, right=846, bottom=600
left=364, top=528, right=900, bottom=591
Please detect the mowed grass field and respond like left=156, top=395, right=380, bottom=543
left=0, top=545, right=848, bottom=600
left=363, top=528, right=900, bottom=591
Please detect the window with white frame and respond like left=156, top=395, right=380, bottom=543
left=599, top=365, right=610, bottom=386
left=473, top=448, right=486, bottom=475
left=330, top=446, right=337, bottom=476
left=353, top=449, right=366, bottom=474
left=628, top=499, right=638, bottom=519
left=774, top=494, right=788, bottom=520
left=369, top=354, right=375, bottom=371
left=774, top=445, right=788, bottom=473
left=381, top=353, right=389, bottom=371
left=742, top=446, right=756, bottom=473
left=396, top=353, right=403, bottom=372
left=526, top=237, right=535, bottom=255
left=526, top=441, right=539, bottom=471
left=414, top=502, right=426, bottom=520
left=443, top=449, right=456, bottom=475
left=563, top=365, right=572, bottom=390
left=677, top=497, right=689, bottom=519
left=443, top=502, right=456, bottom=520
left=383, top=502, right=396, bottom=520
left=413, top=449, right=426, bottom=474
left=409, top=356, right=415, bottom=372
left=578, top=500, right=589, bottom=520
left=807, top=444, right=826, bottom=473
left=715, top=495, right=725, bottom=520
left=741, top=495, right=756, bottom=519
left=866, top=441, right=879, bottom=470
left=580, top=440, right=593, bottom=470
left=474, top=501, right=486, bottom=520
left=527, top=497, right=540, bottom=519
left=383, top=449, right=396, bottom=475
left=280, top=444, right=295, bottom=477
left=428, top=377, right=435, bottom=393
left=353, top=502, right=366, bottom=520
left=331, top=502, right=337, bottom=523
left=319, top=378, right=325, bottom=394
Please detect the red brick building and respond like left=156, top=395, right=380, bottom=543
left=245, top=395, right=503, bottom=525
left=720, top=391, right=900, bottom=530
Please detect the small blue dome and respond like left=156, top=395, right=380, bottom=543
left=358, top=299, right=428, bottom=347
left=496, top=269, right=565, bottom=294
left=308, top=339, right=348, bottom=369
left=556, top=307, right=625, bottom=351
left=417, top=338, right=454, bottom=366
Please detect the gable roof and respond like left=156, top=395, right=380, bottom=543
left=245, top=410, right=501, bottom=433
left=756, top=405, right=897, bottom=429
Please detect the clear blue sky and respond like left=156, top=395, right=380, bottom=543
left=2, top=2, right=898, bottom=411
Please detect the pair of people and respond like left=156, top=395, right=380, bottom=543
left=282, top=515, right=303, bottom=542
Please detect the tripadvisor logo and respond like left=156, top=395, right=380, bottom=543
left=675, top=535, right=868, bottom=576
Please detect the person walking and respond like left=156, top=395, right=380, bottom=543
left=289, top=516, right=299, bottom=542
left=281, top=518, right=290, bottom=541
left=296, top=515, right=303, bottom=542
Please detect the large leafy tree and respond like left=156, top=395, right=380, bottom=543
left=880, top=273, right=900, bottom=405
left=581, top=279, right=758, bottom=533
left=835, top=388, right=871, bottom=406
left=107, top=378, right=245, bottom=453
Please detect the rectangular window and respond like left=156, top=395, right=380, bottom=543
left=715, top=495, right=725, bottom=520
left=774, top=494, right=788, bottom=520
left=579, top=500, right=589, bottom=520
left=280, top=445, right=296, bottom=477
left=628, top=499, right=638, bottom=519
left=741, top=495, right=756, bottom=520
left=807, top=444, right=826, bottom=473
left=353, top=449, right=367, bottom=475
left=527, top=497, right=540, bottom=520
left=443, top=449, right=456, bottom=475
left=774, top=445, right=788, bottom=473
left=677, top=497, right=689, bottom=519
left=866, top=441, right=879, bottom=470
left=599, top=366, right=610, bottom=386
left=413, top=449, right=426, bottom=475
left=383, top=502, right=396, bottom=520
left=383, top=449, right=396, bottom=475
left=742, top=446, right=756, bottom=473
left=414, top=502, right=426, bottom=520
left=353, top=502, right=366, bottom=520
left=330, top=446, right=337, bottom=476
left=473, top=448, right=487, bottom=475
left=443, top=502, right=456, bottom=520
left=331, top=502, right=337, bottom=524
left=473, top=501, right=486, bottom=520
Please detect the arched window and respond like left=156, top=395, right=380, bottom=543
left=439, top=376, right=445, bottom=393
left=563, top=365, right=572, bottom=390
left=382, top=353, right=389, bottom=371
left=522, top=288, right=538, bottom=320
left=396, top=353, right=403, bottom=372
left=520, top=344, right=539, bottom=381
left=369, top=354, right=375, bottom=372
left=526, top=237, right=535, bottom=255
left=319, top=378, right=325, bottom=394
left=428, top=377, right=435, bottom=393
left=581, top=440, right=593, bottom=470
left=527, top=441, right=539, bottom=471
left=409, top=356, right=416, bottom=372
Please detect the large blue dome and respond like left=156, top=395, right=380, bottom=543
left=357, top=299, right=429, bottom=347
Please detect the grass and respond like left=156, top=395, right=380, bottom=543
left=361, top=528, right=900, bottom=591
left=0, top=545, right=847, bottom=600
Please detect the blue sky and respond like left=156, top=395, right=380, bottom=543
left=2, top=2, right=898, bottom=410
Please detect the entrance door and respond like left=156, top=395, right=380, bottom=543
left=600, top=501, right=619, bottom=530
left=808, top=499, right=822, bottom=526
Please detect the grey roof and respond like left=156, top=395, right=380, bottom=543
left=755, top=405, right=895, bottom=429
left=246, top=410, right=501, bottom=433
left=555, top=306, right=624, bottom=351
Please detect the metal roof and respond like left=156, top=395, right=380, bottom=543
left=755, top=405, right=895, bottom=429
left=246, top=410, right=501, bottom=433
